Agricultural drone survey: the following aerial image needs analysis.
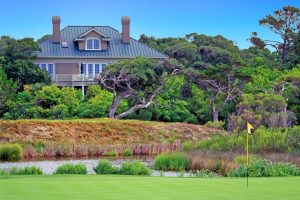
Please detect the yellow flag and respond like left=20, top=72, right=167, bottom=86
left=247, top=122, right=254, bottom=134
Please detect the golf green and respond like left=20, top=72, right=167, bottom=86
left=0, top=175, right=299, bottom=200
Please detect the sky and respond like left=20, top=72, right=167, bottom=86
left=0, top=0, right=300, bottom=49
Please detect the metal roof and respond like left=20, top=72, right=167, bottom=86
left=37, top=26, right=168, bottom=59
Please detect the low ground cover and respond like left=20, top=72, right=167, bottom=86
left=0, top=176, right=299, bottom=200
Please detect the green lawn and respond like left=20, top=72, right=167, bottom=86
left=0, top=175, right=299, bottom=200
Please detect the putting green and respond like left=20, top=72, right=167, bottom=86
left=0, top=175, right=299, bottom=200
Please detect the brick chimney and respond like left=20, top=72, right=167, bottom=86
left=52, top=16, right=61, bottom=43
left=121, top=16, right=130, bottom=44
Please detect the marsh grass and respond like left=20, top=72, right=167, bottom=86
left=0, top=166, right=42, bottom=175
left=54, top=163, right=87, bottom=174
left=153, top=153, right=188, bottom=171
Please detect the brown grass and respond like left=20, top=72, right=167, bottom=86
left=0, top=119, right=220, bottom=145
left=22, top=143, right=182, bottom=159
left=185, top=150, right=300, bottom=174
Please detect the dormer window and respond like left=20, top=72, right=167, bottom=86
left=86, top=37, right=101, bottom=50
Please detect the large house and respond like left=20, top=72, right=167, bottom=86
left=36, top=16, right=168, bottom=95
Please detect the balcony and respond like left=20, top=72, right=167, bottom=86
left=51, top=74, right=100, bottom=86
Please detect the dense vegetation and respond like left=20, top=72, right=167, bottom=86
left=0, top=6, right=299, bottom=134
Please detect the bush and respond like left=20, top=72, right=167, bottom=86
left=204, top=121, right=225, bottom=129
left=54, top=163, right=87, bottom=174
left=123, top=148, right=133, bottom=156
left=195, top=170, right=219, bottom=178
left=0, top=144, right=23, bottom=161
left=153, top=153, right=188, bottom=171
left=287, top=126, right=300, bottom=152
left=94, top=160, right=118, bottom=174
left=119, top=161, right=151, bottom=176
left=228, top=159, right=300, bottom=177
left=103, top=150, right=118, bottom=157
left=0, top=166, right=43, bottom=175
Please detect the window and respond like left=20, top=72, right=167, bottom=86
left=88, top=64, right=93, bottom=77
left=39, top=63, right=55, bottom=77
left=61, top=41, right=68, bottom=48
left=82, top=64, right=86, bottom=75
left=86, top=38, right=101, bottom=50
left=81, top=63, right=106, bottom=78
left=95, top=64, right=100, bottom=74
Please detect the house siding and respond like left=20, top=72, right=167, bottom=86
left=55, top=63, right=80, bottom=74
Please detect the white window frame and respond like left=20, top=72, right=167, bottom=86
left=38, top=63, right=55, bottom=78
left=85, top=37, right=101, bottom=50
left=81, top=63, right=106, bottom=78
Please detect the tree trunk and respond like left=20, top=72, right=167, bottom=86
left=281, top=41, right=287, bottom=64
left=212, top=103, right=219, bottom=122
left=108, top=95, right=123, bottom=119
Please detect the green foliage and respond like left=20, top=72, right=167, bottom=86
left=195, top=170, right=219, bottom=178
left=0, top=144, right=23, bottom=161
left=0, top=36, right=50, bottom=90
left=204, top=121, right=224, bottom=129
left=119, top=160, right=151, bottom=176
left=287, top=126, right=300, bottom=152
left=0, top=166, right=43, bottom=175
left=228, top=159, right=300, bottom=177
left=35, top=141, right=44, bottom=154
left=228, top=93, right=290, bottom=133
left=54, top=163, right=87, bottom=174
left=103, top=150, right=118, bottom=157
left=123, top=148, right=133, bottom=156
left=242, top=66, right=282, bottom=94
left=94, top=160, right=118, bottom=174
left=192, top=126, right=300, bottom=153
left=153, top=153, right=188, bottom=171
left=0, top=67, right=17, bottom=115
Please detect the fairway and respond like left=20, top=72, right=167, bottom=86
left=0, top=176, right=299, bottom=200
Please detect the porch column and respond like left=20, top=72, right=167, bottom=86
left=81, top=86, right=85, bottom=96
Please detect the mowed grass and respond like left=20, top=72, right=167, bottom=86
left=0, top=176, right=299, bottom=200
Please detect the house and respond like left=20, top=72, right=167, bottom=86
left=36, top=16, right=168, bottom=95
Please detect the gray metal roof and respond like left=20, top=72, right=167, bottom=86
left=37, top=26, right=168, bottom=59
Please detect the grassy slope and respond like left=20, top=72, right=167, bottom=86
left=0, top=119, right=220, bottom=145
left=0, top=176, right=299, bottom=200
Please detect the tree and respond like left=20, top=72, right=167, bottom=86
left=186, top=63, right=243, bottom=122
left=98, top=57, right=178, bottom=119
left=250, top=6, right=300, bottom=64
left=37, top=34, right=51, bottom=43
left=228, top=93, right=295, bottom=133
left=0, top=36, right=50, bottom=90
left=0, top=67, right=17, bottom=115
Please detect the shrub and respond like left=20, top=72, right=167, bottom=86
left=153, top=153, right=188, bottom=171
left=119, top=161, right=151, bottom=176
left=204, top=121, right=225, bottom=129
left=0, top=166, right=43, bottom=175
left=54, top=163, right=87, bottom=174
left=123, top=148, right=133, bottom=156
left=0, top=144, right=23, bottom=161
left=103, top=149, right=118, bottom=157
left=94, top=160, right=118, bottom=174
left=228, top=159, right=300, bottom=177
left=287, top=126, right=300, bottom=152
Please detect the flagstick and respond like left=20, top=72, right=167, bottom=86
left=246, top=131, right=249, bottom=188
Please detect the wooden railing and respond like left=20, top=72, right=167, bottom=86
left=51, top=74, right=100, bottom=82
